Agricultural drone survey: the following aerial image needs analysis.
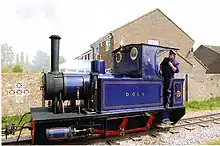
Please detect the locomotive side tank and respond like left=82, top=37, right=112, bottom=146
left=29, top=35, right=185, bottom=145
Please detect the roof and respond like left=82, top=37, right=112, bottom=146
left=209, top=57, right=220, bottom=66
left=206, top=57, right=220, bottom=73
left=194, top=44, right=220, bottom=69
left=74, top=49, right=92, bottom=59
left=204, top=45, right=220, bottom=54
left=90, top=8, right=194, bottom=47
left=193, top=55, right=209, bottom=70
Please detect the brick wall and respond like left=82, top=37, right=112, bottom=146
left=1, top=73, right=220, bottom=116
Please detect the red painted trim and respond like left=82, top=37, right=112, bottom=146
left=30, top=119, right=35, bottom=145
left=125, top=127, right=147, bottom=133
left=93, top=129, right=115, bottom=133
left=92, top=118, right=129, bottom=137
left=147, top=114, right=155, bottom=127
left=173, top=82, right=183, bottom=104
left=92, top=127, right=148, bottom=137
left=119, top=118, right=128, bottom=129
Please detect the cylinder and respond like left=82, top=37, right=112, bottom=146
left=46, top=127, right=72, bottom=140
left=91, top=60, right=105, bottom=74
left=49, top=35, right=61, bottom=73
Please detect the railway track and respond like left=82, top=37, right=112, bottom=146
left=2, top=112, right=220, bottom=145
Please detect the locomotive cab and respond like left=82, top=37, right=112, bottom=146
left=112, top=44, right=179, bottom=79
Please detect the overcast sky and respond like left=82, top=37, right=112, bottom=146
left=0, top=0, right=219, bottom=62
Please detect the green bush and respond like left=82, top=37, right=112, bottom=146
left=12, top=64, right=23, bottom=73
left=206, top=138, right=220, bottom=145
left=1, top=65, right=14, bottom=73
left=2, top=114, right=31, bottom=128
left=1, top=64, right=24, bottom=73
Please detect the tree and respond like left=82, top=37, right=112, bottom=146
left=15, top=53, right=20, bottom=63
left=31, top=50, right=50, bottom=72
left=59, top=56, right=66, bottom=64
left=30, top=50, right=66, bottom=72
left=46, top=55, right=66, bottom=64
left=25, top=54, right=29, bottom=67
left=20, top=52, right=24, bottom=65
left=1, top=43, right=15, bottom=66
left=12, top=64, right=23, bottom=73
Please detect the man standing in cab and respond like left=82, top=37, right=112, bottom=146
left=160, top=50, right=180, bottom=108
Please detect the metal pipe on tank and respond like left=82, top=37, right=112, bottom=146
left=49, top=35, right=61, bottom=73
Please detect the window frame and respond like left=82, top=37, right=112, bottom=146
left=94, top=45, right=100, bottom=56
left=105, top=39, right=111, bottom=52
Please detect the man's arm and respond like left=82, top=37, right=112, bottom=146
left=168, top=61, right=180, bottom=73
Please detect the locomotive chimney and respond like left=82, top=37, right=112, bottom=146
left=49, top=35, right=61, bottom=73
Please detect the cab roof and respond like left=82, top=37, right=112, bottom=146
left=112, top=43, right=179, bottom=53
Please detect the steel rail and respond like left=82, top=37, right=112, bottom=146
left=180, top=112, right=220, bottom=122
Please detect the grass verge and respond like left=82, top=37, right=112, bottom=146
left=184, top=97, right=220, bottom=111
left=206, top=138, right=220, bottom=145
left=2, top=114, right=31, bottom=128
left=2, top=114, right=32, bottom=136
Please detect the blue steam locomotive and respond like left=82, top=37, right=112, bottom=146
left=25, top=35, right=185, bottom=144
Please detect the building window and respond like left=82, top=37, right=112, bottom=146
left=88, top=54, right=90, bottom=60
left=85, top=55, right=87, bottom=60
left=94, top=46, right=100, bottom=56
left=105, top=39, right=111, bottom=52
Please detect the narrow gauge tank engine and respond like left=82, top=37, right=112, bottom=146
left=28, top=35, right=185, bottom=144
